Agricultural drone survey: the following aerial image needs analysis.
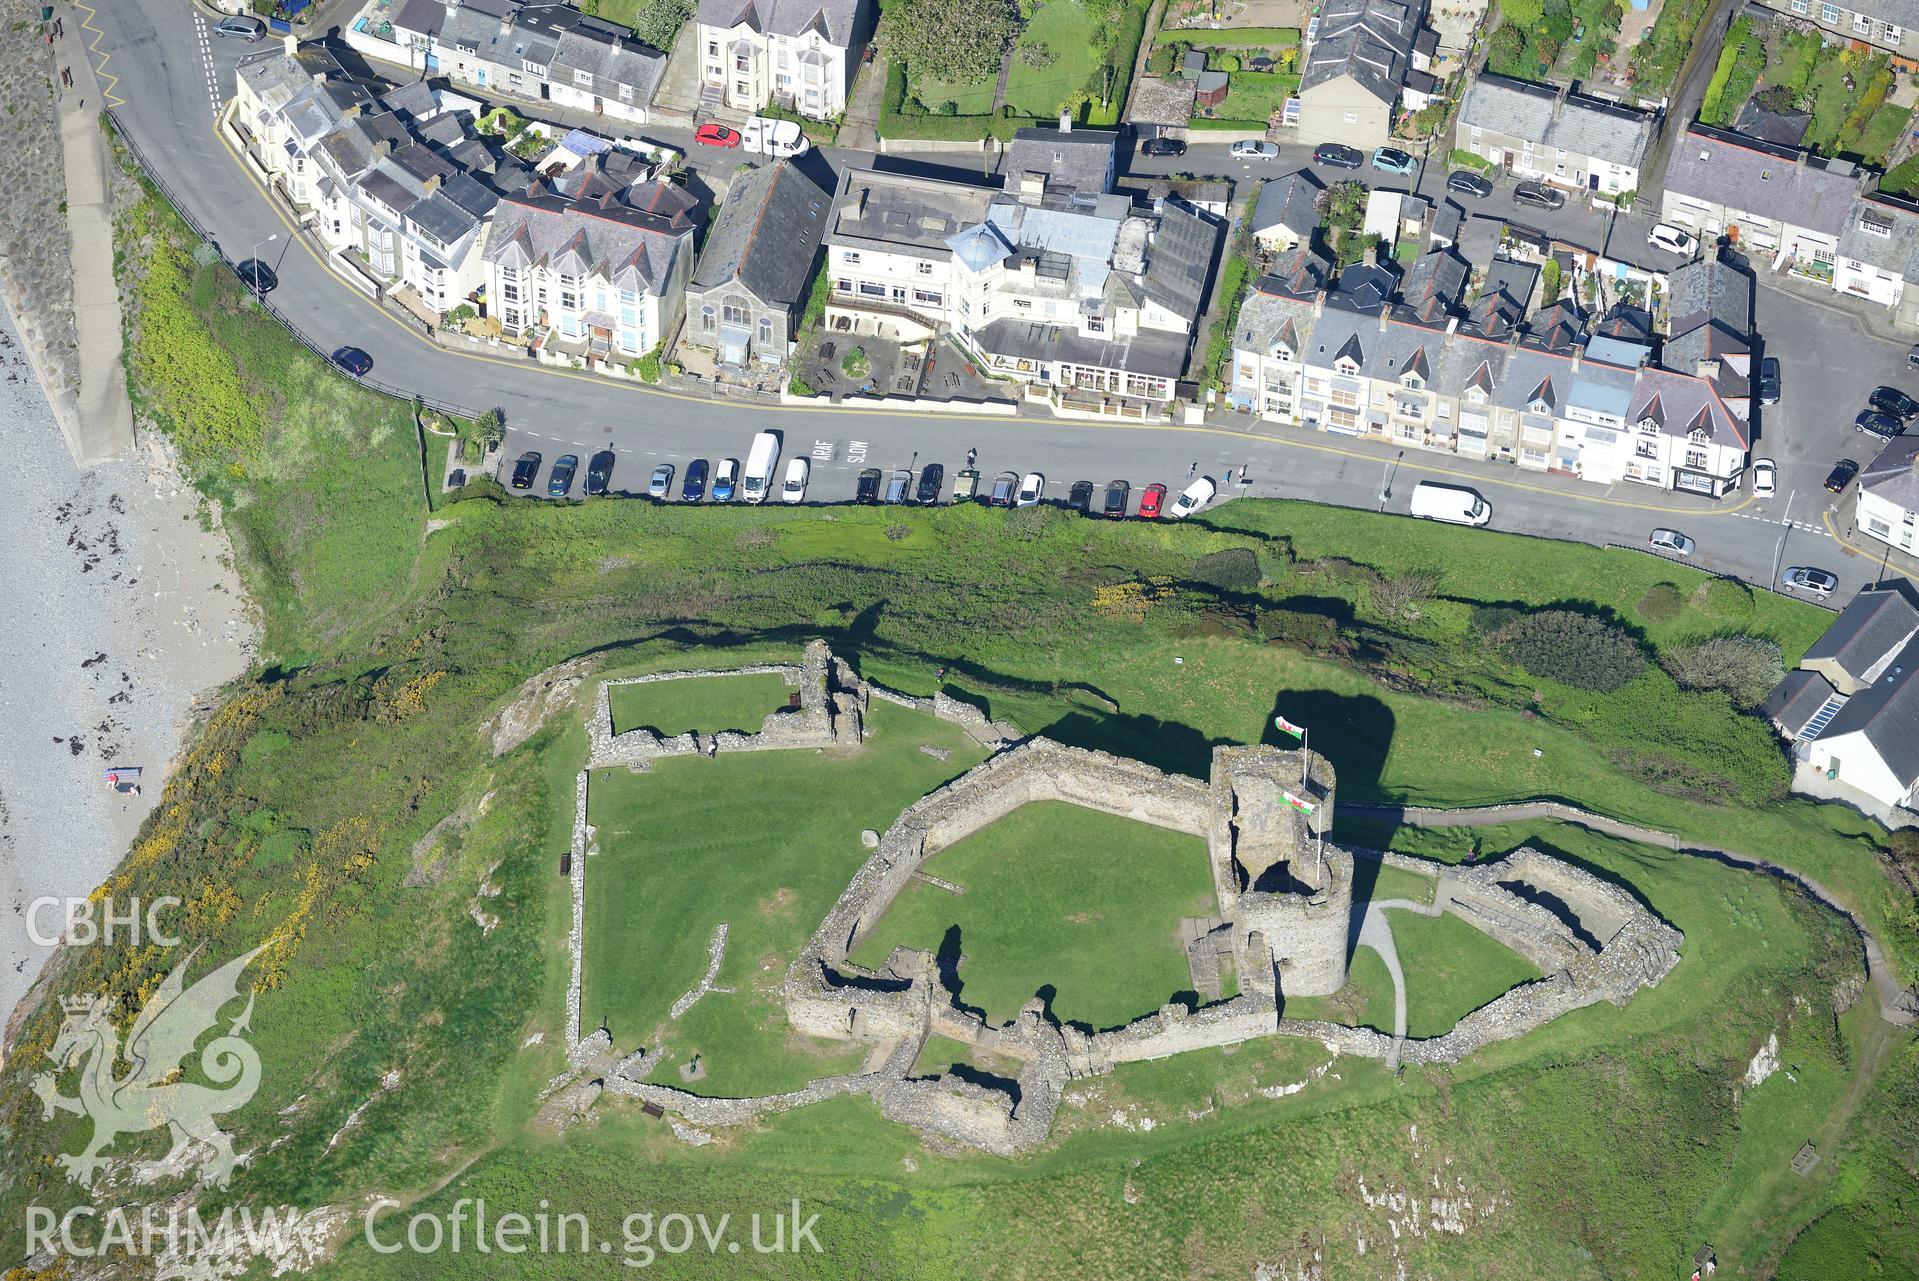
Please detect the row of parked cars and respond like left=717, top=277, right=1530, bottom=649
left=851, top=469, right=1220, bottom=519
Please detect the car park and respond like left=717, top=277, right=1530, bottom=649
left=1446, top=170, right=1493, bottom=199
left=1102, top=479, right=1130, bottom=518
left=1648, top=527, right=1695, bottom=557
left=1068, top=480, right=1095, bottom=514
left=1015, top=472, right=1045, bottom=508
left=510, top=451, right=541, bottom=490
left=1167, top=477, right=1216, bottom=519
left=547, top=454, right=578, bottom=497
left=1511, top=181, right=1565, bottom=211
left=1856, top=409, right=1904, bottom=439
left=648, top=463, right=674, bottom=498
left=916, top=464, right=945, bottom=504
left=214, top=15, right=265, bottom=38
left=1781, top=567, right=1838, bottom=598
left=681, top=458, right=709, bottom=501
left=1371, top=146, right=1415, bottom=175
left=694, top=123, right=740, bottom=147
left=712, top=457, right=739, bottom=501
left=1140, top=135, right=1186, bottom=157
left=585, top=450, right=615, bottom=496
left=855, top=468, right=883, bottom=504
left=330, top=346, right=372, bottom=376
left=1231, top=139, right=1279, bottom=159
left=1751, top=458, right=1776, bottom=498
left=885, top=469, right=912, bottom=504
left=235, top=259, right=277, bottom=294
left=1138, top=483, right=1166, bottom=518
left=780, top=457, right=809, bottom=503
left=1869, top=386, right=1919, bottom=420
left=1824, top=459, right=1859, bottom=492
left=1313, top=143, right=1364, bottom=169
left=953, top=468, right=980, bottom=502
left=987, top=471, right=1019, bottom=507
left=1758, top=357, right=1780, bottom=406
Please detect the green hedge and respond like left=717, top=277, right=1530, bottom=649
left=1186, top=117, right=1273, bottom=131
left=1178, top=25, right=1299, bottom=45
left=877, top=58, right=1051, bottom=143
left=1446, top=148, right=1494, bottom=173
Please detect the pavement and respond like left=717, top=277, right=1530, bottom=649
left=69, top=0, right=1919, bottom=608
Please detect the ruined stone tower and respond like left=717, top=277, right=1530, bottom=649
left=1209, top=744, right=1351, bottom=999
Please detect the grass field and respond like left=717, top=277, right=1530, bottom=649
left=1389, top=908, right=1541, bottom=1038
left=903, top=0, right=1146, bottom=128
left=605, top=671, right=795, bottom=737
left=848, top=801, right=1217, bottom=1028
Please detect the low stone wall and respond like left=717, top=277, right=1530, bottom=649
left=1093, top=994, right=1281, bottom=1066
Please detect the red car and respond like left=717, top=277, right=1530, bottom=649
left=695, top=123, right=741, bottom=148
left=1138, top=483, right=1167, bottom=518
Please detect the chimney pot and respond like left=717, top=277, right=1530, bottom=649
left=1059, top=109, right=1071, bottom=133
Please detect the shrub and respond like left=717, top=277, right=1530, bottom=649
left=1368, top=569, right=1441, bottom=622
left=1257, top=607, right=1342, bottom=653
left=1693, top=577, right=1754, bottom=622
left=1496, top=610, right=1647, bottom=692
left=1470, top=603, right=1524, bottom=636
left=1637, top=582, right=1684, bottom=623
left=1660, top=635, right=1784, bottom=707
left=1191, top=547, right=1261, bottom=591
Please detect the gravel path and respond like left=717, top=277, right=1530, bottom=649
left=0, top=298, right=253, bottom=1052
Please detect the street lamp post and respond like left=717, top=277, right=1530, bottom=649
left=249, top=232, right=278, bottom=302
left=1769, top=489, right=1796, bottom=587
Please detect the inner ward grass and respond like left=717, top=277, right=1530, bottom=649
left=606, top=671, right=797, bottom=738
left=1390, top=908, right=1541, bottom=1038
left=848, top=801, right=1217, bottom=1030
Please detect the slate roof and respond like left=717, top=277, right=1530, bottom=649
left=1237, top=285, right=1319, bottom=354
left=1327, top=259, right=1399, bottom=314
left=697, top=0, right=863, bottom=45
left=1459, top=73, right=1655, bottom=170
left=485, top=160, right=696, bottom=294
left=550, top=20, right=667, bottom=101
left=1664, top=126, right=1860, bottom=236
left=1761, top=669, right=1838, bottom=738
left=1138, top=202, right=1219, bottom=321
left=974, top=318, right=1190, bottom=376
left=828, top=169, right=996, bottom=255
left=1003, top=125, right=1118, bottom=197
left=1838, top=195, right=1919, bottom=281
left=1626, top=365, right=1748, bottom=447
left=1820, top=632, right=1919, bottom=788
left=1862, top=435, right=1919, bottom=513
left=1127, top=75, right=1198, bottom=126
left=690, top=160, right=829, bottom=309
left=1395, top=248, right=1467, bottom=326
left=1255, top=244, right=1334, bottom=300
left=1251, top=170, right=1323, bottom=239
left=1301, top=0, right=1420, bottom=105
left=1803, top=584, right=1919, bottom=683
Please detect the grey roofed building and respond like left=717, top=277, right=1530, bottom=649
left=550, top=19, right=667, bottom=103
left=1862, top=435, right=1919, bottom=513
left=1430, top=198, right=1463, bottom=247
left=1238, top=283, right=1320, bottom=354
left=1120, top=176, right=1233, bottom=218
left=1762, top=669, right=1839, bottom=738
left=1256, top=244, right=1334, bottom=300
left=696, top=0, right=863, bottom=43
left=1395, top=247, right=1468, bottom=325
left=1300, top=0, right=1420, bottom=104
left=486, top=158, right=697, bottom=295
left=1664, top=125, right=1859, bottom=237
left=690, top=160, right=829, bottom=307
left=1522, top=296, right=1585, bottom=352
left=1594, top=301, right=1655, bottom=342
left=1626, top=365, right=1748, bottom=448
left=1802, top=583, right=1919, bottom=688
left=1816, top=633, right=1919, bottom=794
left=1454, top=214, right=1504, bottom=268
left=1003, top=123, right=1119, bottom=198
left=1127, top=75, right=1199, bottom=126
left=1661, top=251, right=1754, bottom=405
left=1837, top=195, right=1919, bottom=285
left=1458, top=73, right=1657, bottom=171
left=1328, top=258, right=1399, bottom=314
left=1250, top=170, right=1323, bottom=244
left=972, top=319, right=1191, bottom=377
left=827, top=169, right=996, bottom=256
left=1138, top=202, right=1218, bottom=320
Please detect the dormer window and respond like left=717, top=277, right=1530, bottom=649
left=1688, top=428, right=1710, bottom=444
left=1403, top=375, right=1423, bottom=390
left=1467, top=387, right=1485, bottom=404
left=1638, top=418, right=1659, bottom=434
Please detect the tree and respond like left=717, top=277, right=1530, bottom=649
left=628, top=0, right=694, bottom=50
left=1496, top=610, right=1647, bottom=692
left=883, top=0, right=1020, bottom=85
left=1659, top=635, right=1784, bottom=707
left=1369, top=569, right=1442, bottom=622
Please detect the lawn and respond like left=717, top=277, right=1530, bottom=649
left=605, top=670, right=795, bottom=737
left=900, top=0, right=1147, bottom=131
left=1282, top=939, right=1397, bottom=1030
left=848, top=801, right=1217, bottom=1029
left=1704, top=17, right=1911, bottom=165
left=1389, top=908, right=1541, bottom=1038
left=581, top=699, right=989, bottom=1094
left=1204, top=71, right=1301, bottom=126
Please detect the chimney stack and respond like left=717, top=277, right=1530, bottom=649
left=1059, top=109, right=1072, bottom=133
left=283, top=32, right=298, bottom=56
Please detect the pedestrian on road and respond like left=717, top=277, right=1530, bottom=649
left=1187, top=460, right=1197, bottom=480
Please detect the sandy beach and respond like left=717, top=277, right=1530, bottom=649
left=0, top=297, right=254, bottom=1040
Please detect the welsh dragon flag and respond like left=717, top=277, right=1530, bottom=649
left=1282, top=790, right=1317, bottom=816
left=1273, top=715, right=1306, bottom=739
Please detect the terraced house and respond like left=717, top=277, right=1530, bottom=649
left=1295, top=0, right=1437, bottom=150
left=1457, top=73, right=1658, bottom=197
left=1751, top=0, right=1917, bottom=61
left=1833, top=193, right=1919, bottom=329
left=680, top=160, right=830, bottom=372
left=695, top=0, right=869, bottom=119
left=1660, top=125, right=1859, bottom=272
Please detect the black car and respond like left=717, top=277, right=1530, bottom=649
left=1067, top=480, right=1096, bottom=514
left=330, top=346, right=372, bottom=376
left=915, top=463, right=944, bottom=504
left=1313, top=143, right=1364, bottom=169
left=1511, top=181, right=1566, bottom=211
left=1102, top=479, right=1130, bottom=518
left=855, top=467, right=883, bottom=504
left=235, top=259, right=278, bottom=295
left=1446, top=170, right=1493, bottom=199
left=1868, top=386, right=1919, bottom=419
left=547, top=454, right=578, bottom=497
left=1758, top=356, right=1780, bottom=406
left=585, top=450, right=615, bottom=496
left=1856, top=410, right=1905, bottom=439
left=1140, top=135, right=1186, bottom=158
left=509, top=450, right=541, bottom=490
left=681, top=457, right=709, bottom=501
left=1824, top=459, right=1860, bottom=492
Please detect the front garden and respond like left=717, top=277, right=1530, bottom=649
left=1149, top=28, right=1301, bottom=130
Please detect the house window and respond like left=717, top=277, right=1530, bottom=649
left=1822, top=2, right=1839, bottom=21
left=574, top=69, right=593, bottom=87
left=708, top=41, right=719, bottom=56
left=916, top=261, right=933, bottom=275
left=912, top=289, right=943, bottom=305
left=701, top=305, right=716, bottom=332
left=858, top=281, right=886, bottom=297
left=1853, top=10, right=1870, bottom=32
left=1790, top=0, right=1807, bottom=11
left=758, top=316, right=772, bottom=344
left=843, top=251, right=861, bottom=264
left=1889, top=22, right=1905, bottom=43
left=619, top=84, right=633, bottom=102
left=722, top=303, right=748, bottom=325
left=1686, top=449, right=1708, bottom=469
left=890, top=286, right=906, bottom=302
left=1635, top=440, right=1657, bottom=459
left=835, top=277, right=852, bottom=292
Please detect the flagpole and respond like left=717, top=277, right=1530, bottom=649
left=1301, top=725, right=1308, bottom=786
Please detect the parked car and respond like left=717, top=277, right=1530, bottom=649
left=1781, top=566, right=1839, bottom=598
left=648, top=463, right=674, bottom=498
left=1824, top=459, right=1859, bottom=492
left=1511, top=181, right=1565, bottom=211
left=510, top=451, right=541, bottom=490
left=1015, top=472, right=1045, bottom=508
left=884, top=469, right=912, bottom=504
left=1371, top=146, right=1415, bottom=175
left=987, top=471, right=1019, bottom=508
left=584, top=450, right=615, bottom=496
left=1869, top=386, right=1919, bottom=419
left=1648, top=527, right=1695, bottom=557
left=1909, top=343, right=1919, bottom=371
left=1167, top=477, right=1216, bottom=519
left=547, top=454, right=578, bottom=497
left=915, top=463, right=944, bottom=504
left=235, top=259, right=277, bottom=294
left=1758, top=357, right=1781, bottom=406
left=1138, top=482, right=1167, bottom=519
left=681, top=458, right=709, bottom=501
left=694, top=123, right=741, bottom=148
left=1102, top=479, right=1130, bottom=518
left=330, top=346, right=372, bottom=376
left=1751, top=457, right=1777, bottom=498
left=1231, top=139, right=1279, bottom=159
left=780, top=457, right=809, bottom=503
left=214, top=15, right=265, bottom=38
left=1855, top=409, right=1904, bottom=439
left=953, top=468, right=980, bottom=502
left=855, top=467, right=883, bottom=504
left=1313, top=143, right=1364, bottom=169
left=712, top=457, right=739, bottom=502
left=1645, top=223, right=1698, bottom=257
left=1140, top=135, right=1186, bottom=158
left=1446, top=170, right=1493, bottom=199
left=1068, top=480, right=1096, bottom=514
left=1409, top=481, right=1491, bottom=526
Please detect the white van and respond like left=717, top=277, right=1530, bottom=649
left=1409, top=481, right=1491, bottom=526
left=741, top=431, right=781, bottom=503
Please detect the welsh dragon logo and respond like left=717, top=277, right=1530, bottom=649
left=32, top=946, right=264, bottom=1189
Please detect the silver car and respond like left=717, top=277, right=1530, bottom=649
left=1648, top=527, right=1695, bottom=557
left=1781, top=566, right=1838, bottom=598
